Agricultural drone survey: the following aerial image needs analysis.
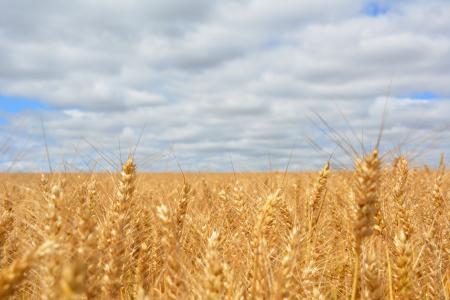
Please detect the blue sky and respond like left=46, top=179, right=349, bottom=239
left=363, top=1, right=390, bottom=16
left=0, top=0, right=449, bottom=172
left=0, top=95, right=48, bottom=113
left=409, top=91, right=441, bottom=100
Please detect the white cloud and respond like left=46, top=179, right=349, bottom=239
left=1, top=0, right=449, bottom=171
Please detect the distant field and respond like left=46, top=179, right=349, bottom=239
left=0, top=154, right=448, bottom=299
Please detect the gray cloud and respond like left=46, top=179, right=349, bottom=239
left=1, top=0, right=449, bottom=171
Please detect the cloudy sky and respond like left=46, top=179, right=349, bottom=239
left=1, top=0, right=449, bottom=172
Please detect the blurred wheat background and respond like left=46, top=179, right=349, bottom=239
left=0, top=151, right=448, bottom=299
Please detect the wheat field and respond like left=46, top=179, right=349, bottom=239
left=0, top=152, right=448, bottom=299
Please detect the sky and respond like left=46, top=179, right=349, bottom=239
left=0, top=0, right=450, bottom=172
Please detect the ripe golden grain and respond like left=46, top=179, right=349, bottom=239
left=0, top=153, right=447, bottom=299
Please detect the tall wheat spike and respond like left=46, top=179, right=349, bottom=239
left=201, top=230, right=226, bottom=300
left=352, top=149, right=380, bottom=300
left=393, top=229, right=414, bottom=298
left=157, top=203, right=185, bottom=300
left=249, top=189, right=283, bottom=299
left=392, top=156, right=412, bottom=238
left=99, top=155, right=136, bottom=298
